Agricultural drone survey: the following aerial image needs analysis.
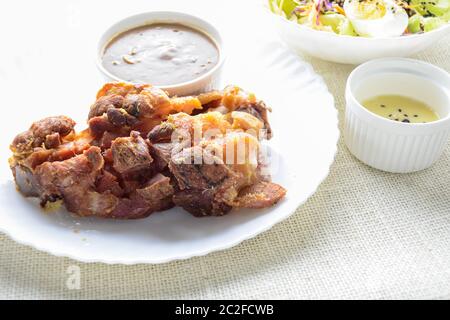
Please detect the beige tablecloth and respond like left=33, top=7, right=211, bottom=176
left=1, top=33, right=449, bottom=300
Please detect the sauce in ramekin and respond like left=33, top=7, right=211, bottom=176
left=102, top=23, right=219, bottom=85
left=362, top=95, right=439, bottom=123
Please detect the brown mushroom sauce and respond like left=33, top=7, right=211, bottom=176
left=102, top=23, right=219, bottom=85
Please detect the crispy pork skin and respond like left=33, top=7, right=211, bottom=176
left=236, top=181, right=286, bottom=209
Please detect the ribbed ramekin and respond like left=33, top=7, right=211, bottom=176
left=344, top=58, right=450, bottom=173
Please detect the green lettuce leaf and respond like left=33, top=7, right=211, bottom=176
left=408, top=14, right=423, bottom=33
left=411, top=0, right=450, bottom=17
left=423, top=16, right=446, bottom=31
left=319, top=13, right=357, bottom=35
left=268, top=0, right=298, bottom=18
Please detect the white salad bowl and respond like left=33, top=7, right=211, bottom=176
left=96, top=11, right=225, bottom=96
left=268, top=10, right=450, bottom=64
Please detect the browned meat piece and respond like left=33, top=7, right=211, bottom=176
left=18, top=148, right=53, bottom=170
left=135, top=174, right=174, bottom=212
left=11, top=164, right=41, bottom=197
left=149, top=143, right=174, bottom=171
left=197, top=91, right=223, bottom=106
left=88, top=83, right=202, bottom=138
left=169, top=147, right=231, bottom=190
left=108, top=174, right=174, bottom=219
left=95, top=170, right=123, bottom=197
left=11, top=116, right=76, bottom=156
left=106, top=108, right=139, bottom=127
left=31, top=146, right=173, bottom=219
left=173, top=190, right=232, bottom=217
left=235, top=101, right=272, bottom=139
left=122, top=85, right=184, bottom=120
left=97, top=131, right=122, bottom=150
left=122, top=94, right=155, bottom=118
left=95, top=82, right=147, bottom=99
left=140, top=86, right=172, bottom=114
left=88, top=94, right=125, bottom=119
left=15, top=144, right=90, bottom=171
left=147, top=123, right=175, bottom=143
left=44, top=132, right=62, bottom=149
left=28, top=116, right=75, bottom=146
left=34, top=146, right=119, bottom=217
left=111, top=131, right=153, bottom=175
left=88, top=109, right=137, bottom=138
left=88, top=114, right=118, bottom=137
left=169, top=146, right=246, bottom=216
left=88, top=84, right=161, bottom=139
left=152, top=110, right=280, bottom=217
left=10, top=116, right=93, bottom=173
left=235, top=181, right=286, bottom=209
left=221, top=86, right=272, bottom=139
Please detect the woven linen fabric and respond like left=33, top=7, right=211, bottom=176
left=1, top=34, right=449, bottom=299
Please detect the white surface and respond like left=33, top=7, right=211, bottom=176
left=344, top=58, right=450, bottom=173
left=96, top=11, right=225, bottom=96
left=0, top=0, right=338, bottom=264
left=268, top=6, right=450, bottom=64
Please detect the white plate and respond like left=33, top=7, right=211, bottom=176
left=0, top=0, right=338, bottom=264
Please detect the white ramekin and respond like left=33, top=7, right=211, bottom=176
left=344, top=58, right=450, bottom=173
left=96, top=11, right=225, bottom=96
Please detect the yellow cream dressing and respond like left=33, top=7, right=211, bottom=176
left=362, top=95, right=439, bottom=123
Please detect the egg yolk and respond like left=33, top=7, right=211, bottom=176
left=352, top=0, right=387, bottom=20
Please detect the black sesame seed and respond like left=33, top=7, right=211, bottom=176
left=402, top=119, right=410, bottom=123
left=398, top=109, right=402, bottom=112
left=395, top=119, right=399, bottom=121
left=404, top=114, right=408, bottom=117
left=380, top=104, right=386, bottom=108
left=414, top=115, right=418, bottom=117
left=388, top=114, right=393, bottom=117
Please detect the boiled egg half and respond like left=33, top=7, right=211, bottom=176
left=344, top=0, right=409, bottom=37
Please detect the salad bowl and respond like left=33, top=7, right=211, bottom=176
left=267, top=0, right=450, bottom=64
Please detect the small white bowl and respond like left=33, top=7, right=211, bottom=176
left=344, top=58, right=450, bottom=173
left=268, top=9, right=450, bottom=64
left=96, top=11, right=225, bottom=96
